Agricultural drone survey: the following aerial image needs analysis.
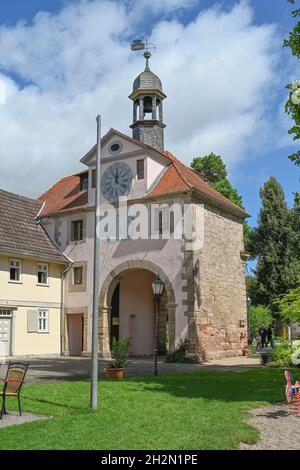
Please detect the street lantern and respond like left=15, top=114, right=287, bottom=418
left=152, top=275, right=164, bottom=297
left=152, top=275, right=164, bottom=376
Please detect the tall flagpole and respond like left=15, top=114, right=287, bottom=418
left=90, top=115, right=101, bottom=410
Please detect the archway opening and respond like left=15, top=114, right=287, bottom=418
left=143, top=96, right=153, bottom=119
left=108, top=268, right=169, bottom=357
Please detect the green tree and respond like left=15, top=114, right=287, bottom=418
left=291, top=192, right=300, bottom=263
left=250, top=177, right=297, bottom=307
left=246, top=276, right=260, bottom=306
left=284, top=0, right=300, bottom=165
left=212, top=178, right=243, bottom=207
left=249, top=305, right=273, bottom=337
left=191, top=153, right=227, bottom=183
left=191, top=153, right=250, bottom=247
left=275, top=284, right=300, bottom=324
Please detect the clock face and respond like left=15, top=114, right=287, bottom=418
left=101, top=162, right=133, bottom=202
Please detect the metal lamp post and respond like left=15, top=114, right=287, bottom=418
left=90, top=115, right=101, bottom=410
left=152, top=275, right=164, bottom=376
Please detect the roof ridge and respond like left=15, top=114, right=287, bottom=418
left=0, top=187, right=41, bottom=206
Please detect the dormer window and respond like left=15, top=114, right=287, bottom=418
left=80, top=173, right=88, bottom=191
left=137, top=159, right=144, bottom=180
left=37, top=263, right=49, bottom=285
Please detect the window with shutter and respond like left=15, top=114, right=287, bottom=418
left=27, top=310, right=38, bottom=333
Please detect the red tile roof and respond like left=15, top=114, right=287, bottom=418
left=39, top=150, right=247, bottom=219
left=39, top=172, right=88, bottom=217
left=150, top=151, right=247, bottom=217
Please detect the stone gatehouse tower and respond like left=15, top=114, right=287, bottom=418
left=39, top=52, right=248, bottom=360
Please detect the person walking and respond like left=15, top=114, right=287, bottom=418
left=259, top=327, right=267, bottom=349
left=266, top=326, right=272, bottom=347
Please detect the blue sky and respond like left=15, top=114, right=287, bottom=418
left=0, top=0, right=299, bottom=229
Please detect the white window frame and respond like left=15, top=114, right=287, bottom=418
left=9, top=258, right=22, bottom=283
left=37, top=263, right=49, bottom=286
left=0, top=309, right=12, bottom=317
left=38, top=310, right=49, bottom=333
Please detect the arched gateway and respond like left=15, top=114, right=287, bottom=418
left=98, top=260, right=176, bottom=358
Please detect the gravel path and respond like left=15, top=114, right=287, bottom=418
left=0, top=412, right=49, bottom=429
left=241, top=403, right=300, bottom=450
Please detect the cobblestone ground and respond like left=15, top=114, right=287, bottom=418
left=241, top=404, right=300, bottom=450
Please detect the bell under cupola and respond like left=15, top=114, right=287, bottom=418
left=129, top=51, right=166, bottom=152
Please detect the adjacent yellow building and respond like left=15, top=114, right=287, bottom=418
left=0, top=189, right=68, bottom=357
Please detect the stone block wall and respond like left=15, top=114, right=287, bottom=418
left=185, top=199, right=248, bottom=360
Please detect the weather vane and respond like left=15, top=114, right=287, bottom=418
left=131, top=39, right=156, bottom=69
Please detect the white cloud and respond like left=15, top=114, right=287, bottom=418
left=0, top=0, right=286, bottom=197
left=0, top=74, right=18, bottom=104
left=127, top=0, right=197, bottom=18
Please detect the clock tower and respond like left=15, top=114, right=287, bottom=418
left=129, top=51, right=166, bottom=152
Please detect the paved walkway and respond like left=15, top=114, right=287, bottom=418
left=0, top=356, right=260, bottom=384
left=241, top=404, right=300, bottom=450
left=0, top=412, right=48, bottom=429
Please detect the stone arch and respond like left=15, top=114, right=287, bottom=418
left=98, top=260, right=176, bottom=358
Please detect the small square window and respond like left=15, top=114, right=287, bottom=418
left=71, top=220, right=84, bottom=242
left=37, top=263, right=48, bottom=285
left=73, top=267, right=83, bottom=285
left=137, top=160, right=144, bottom=180
left=38, top=310, right=48, bottom=333
left=9, top=259, right=21, bottom=282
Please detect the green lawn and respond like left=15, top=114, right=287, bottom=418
left=0, top=369, right=287, bottom=450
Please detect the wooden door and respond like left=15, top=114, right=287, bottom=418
left=67, top=315, right=83, bottom=356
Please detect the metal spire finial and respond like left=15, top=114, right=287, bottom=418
left=131, top=38, right=156, bottom=70
left=144, top=50, right=151, bottom=71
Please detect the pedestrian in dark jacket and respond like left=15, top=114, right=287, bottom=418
left=267, top=326, right=273, bottom=347
left=259, top=327, right=267, bottom=348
